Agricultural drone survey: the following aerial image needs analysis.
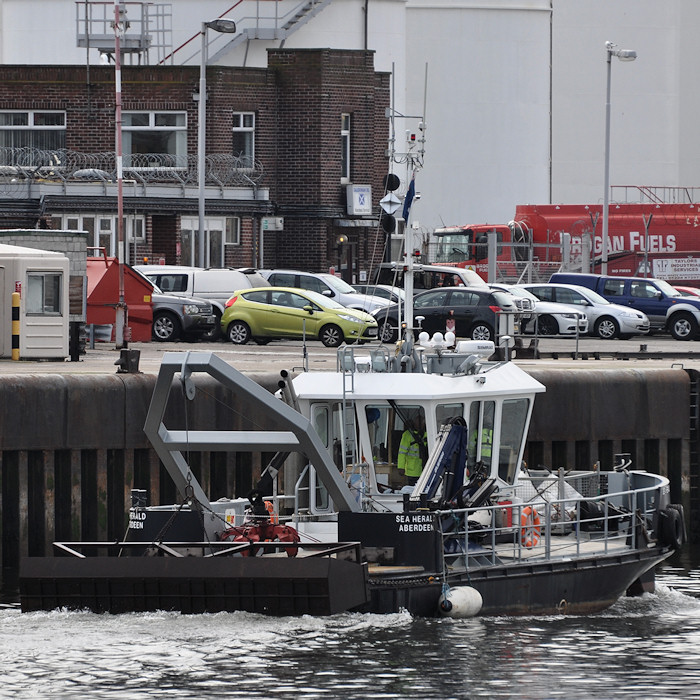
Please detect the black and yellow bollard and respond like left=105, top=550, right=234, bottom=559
left=11, top=291, right=20, bottom=360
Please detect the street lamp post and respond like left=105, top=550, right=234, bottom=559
left=601, top=41, right=636, bottom=275
left=197, top=18, right=236, bottom=268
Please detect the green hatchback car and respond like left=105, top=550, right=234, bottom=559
left=220, top=286, right=379, bottom=347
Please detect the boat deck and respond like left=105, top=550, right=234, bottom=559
left=368, top=564, right=426, bottom=576
left=366, top=533, right=637, bottom=581
left=468, top=531, right=634, bottom=565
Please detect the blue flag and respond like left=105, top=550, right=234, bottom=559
left=402, top=174, right=415, bottom=221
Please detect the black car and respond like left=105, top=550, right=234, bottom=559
left=132, top=268, right=217, bottom=342
left=372, top=287, right=518, bottom=343
left=151, top=288, right=217, bottom=342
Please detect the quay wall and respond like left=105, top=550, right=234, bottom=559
left=0, top=367, right=697, bottom=579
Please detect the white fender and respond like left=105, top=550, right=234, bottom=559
left=468, top=509, right=492, bottom=528
left=438, top=586, right=483, bottom=618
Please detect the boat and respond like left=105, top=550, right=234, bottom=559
left=19, top=330, right=686, bottom=618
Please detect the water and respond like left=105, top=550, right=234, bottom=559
left=2, top=552, right=700, bottom=699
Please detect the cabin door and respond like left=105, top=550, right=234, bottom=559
left=308, top=401, right=360, bottom=514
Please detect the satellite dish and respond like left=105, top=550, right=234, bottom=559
left=383, top=173, right=400, bottom=192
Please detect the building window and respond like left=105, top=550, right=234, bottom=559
left=122, top=111, right=187, bottom=167
left=225, top=217, right=241, bottom=246
left=232, top=112, right=255, bottom=167
left=26, top=272, right=62, bottom=315
left=54, top=213, right=145, bottom=262
left=181, top=216, right=240, bottom=267
left=0, top=111, right=66, bottom=157
left=131, top=218, right=145, bottom=241
left=341, top=113, right=351, bottom=182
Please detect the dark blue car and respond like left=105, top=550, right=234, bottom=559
left=549, top=272, right=700, bottom=340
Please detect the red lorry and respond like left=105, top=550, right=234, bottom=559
left=432, top=201, right=700, bottom=286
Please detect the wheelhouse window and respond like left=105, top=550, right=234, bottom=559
left=498, top=399, right=530, bottom=484
left=436, top=403, right=464, bottom=429
left=308, top=401, right=362, bottom=507
left=232, top=112, right=255, bottom=167
left=310, top=404, right=332, bottom=511
left=0, top=110, right=66, bottom=156
left=122, top=111, right=187, bottom=167
left=468, top=401, right=495, bottom=471
left=26, top=272, right=62, bottom=315
left=364, top=404, right=426, bottom=470
left=341, top=113, right=351, bottom=182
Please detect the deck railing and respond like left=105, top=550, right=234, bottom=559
left=438, top=470, right=665, bottom=572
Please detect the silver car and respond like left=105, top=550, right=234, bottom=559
left=352, top=283, right=406, bottom=305
left=490, top=283, right=589, bottom=336
left=523, top=283, right=650, bottom=339
left=262, top=270, right=390, bottom=314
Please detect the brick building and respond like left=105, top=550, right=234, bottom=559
left=0, top=48, right=391, bottom=284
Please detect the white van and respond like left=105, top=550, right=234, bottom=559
left=134, top=265, right=269, bottom=340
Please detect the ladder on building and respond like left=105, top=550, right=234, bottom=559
left=188, top=0, right=336, bottom=65
left=77, top=1, right=334, bottom=67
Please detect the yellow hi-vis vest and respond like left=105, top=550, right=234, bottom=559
left=398, top=430, right=427, bottom=477
left=470, top=428, right=493, bottom=458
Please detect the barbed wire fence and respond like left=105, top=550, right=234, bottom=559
left=0, top=147, right=264, bottom=194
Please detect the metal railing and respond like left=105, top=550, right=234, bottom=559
left=76, top=1, right=173, bottom=65
left=426, top=242, right=562, bottom=285
left=437, top=470, right=664, bottom=572
left=173, top=1, right=333, bottom=66
left=611, top=185, right=700, bottom=205
left=53, top=538, right=362, bottom=560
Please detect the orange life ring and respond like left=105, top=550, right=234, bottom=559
left=264, top=500, right=279, bottom=524
left=520, top=506, right=541, bottom=548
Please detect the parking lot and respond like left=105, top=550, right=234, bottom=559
left=4, top=332, right=700, bottom=376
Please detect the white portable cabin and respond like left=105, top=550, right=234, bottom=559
left=0, top=243, right=70, bottom=359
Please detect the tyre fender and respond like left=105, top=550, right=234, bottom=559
left=659, top=505, right=685, bottom=549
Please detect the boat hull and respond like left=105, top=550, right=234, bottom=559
left=19, top=555, right=370, bottom=616
left=457, top=547, right=671, bottom=616
left=19, top=544, right=670, bottom=618
left=366, top=547, right=672, bottom=617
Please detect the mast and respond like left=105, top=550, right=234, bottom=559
left=113, top=1, right=128, bottom=349
left=385, top=63, right=428, bottom=336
